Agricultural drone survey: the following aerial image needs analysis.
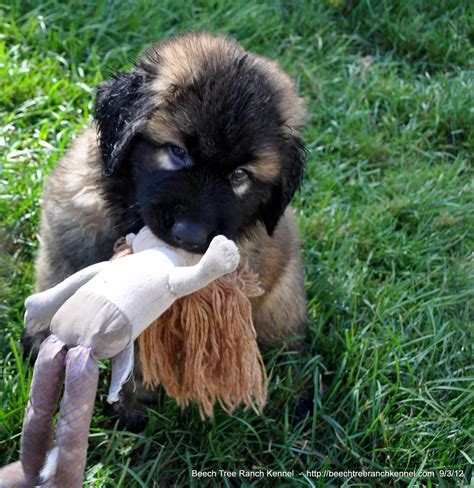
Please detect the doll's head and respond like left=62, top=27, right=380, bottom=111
left=126, top=226, right=202, bottom=266
left=126, top=226, right=161, bottom=252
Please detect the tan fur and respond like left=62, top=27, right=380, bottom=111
left=35, top=126, right=119, bottom=291
left=238, top=210, right=307, bottom=345
left=143, top=113, right=183, bottom=146
left=45, top=126, right=104, bottom=220
left=247, top=150, right=282, bottom=182
left=143, top=33, right=306, bottom=139
left=144, top=33, right=243, bottom=97
left=252, top=54, right=307, bottom=135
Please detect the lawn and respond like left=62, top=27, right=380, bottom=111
left=1, top=0, right=473, bottom=486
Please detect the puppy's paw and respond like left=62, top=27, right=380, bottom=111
left=201, top=235, right=240, bottom=276
left=292, top=386, right=314, bottom=425
left=104, top=400, right=149, bottom=433
left=104, top=371, right=163, bottom=433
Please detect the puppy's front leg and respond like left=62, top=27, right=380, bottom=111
left=168, top=236, right=240, bottom=298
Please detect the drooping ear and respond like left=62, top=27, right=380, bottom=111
left=261, top=137, right=307, bottom=236
left=94, top=71, right=153, bottom=176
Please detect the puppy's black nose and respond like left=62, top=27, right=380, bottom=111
left=172, top=220, right=209, bottom=250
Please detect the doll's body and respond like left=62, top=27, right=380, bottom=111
left=26, top=227, right=240, bottom=361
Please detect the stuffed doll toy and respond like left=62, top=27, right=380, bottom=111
left=0, top=227, right=267, bottom=488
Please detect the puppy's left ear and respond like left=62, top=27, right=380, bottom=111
left=95, top=71, right=152, bottom=176
left=262, top=136, right=307, bottom=236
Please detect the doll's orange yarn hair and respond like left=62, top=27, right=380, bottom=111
left=113, top=238, right=268, bottom=418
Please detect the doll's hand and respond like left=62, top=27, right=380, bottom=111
left=23, top=290, right=62, bottom=334
left=23, top=261, right=109, bottom=335
left=168, top=236, right=240, bottom=298
left=200, top=235, right=240, bottom=277
left=23, top=307, right=51, bottom=334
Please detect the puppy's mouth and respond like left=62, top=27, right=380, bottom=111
left=138, top=187, right=240, bottom=254
left=152, top=224, right=216, bottom=254
left=142, top=210, right=219, bottom=255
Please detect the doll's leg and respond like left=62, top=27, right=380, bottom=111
left=44, top=345, right=98, bottom=488
left=168, top=236, right=240, bottom=298
left=0, top=461, right=35, bottom=487
left=20, top=335, right=67, bottom=481
left=0, top=335, right=67, bottom=487
left=24, top=261, right=110, bottom=336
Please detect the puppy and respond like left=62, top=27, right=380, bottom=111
left=23, top=32, right=308, bottom=428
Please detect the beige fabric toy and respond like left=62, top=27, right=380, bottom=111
left=0, top=227, right=267, bottom=487
left=24, top=226, right=242, bottom=403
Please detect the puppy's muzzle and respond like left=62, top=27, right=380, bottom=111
left=171, top=219, right=213, bottom=251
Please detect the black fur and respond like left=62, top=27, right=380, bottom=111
left=261, top=136, right=307, bottom=235
left=95, top=71, right=154, bottom=176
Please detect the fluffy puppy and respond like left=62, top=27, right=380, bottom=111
left=22, top=32, right=308, bottom=428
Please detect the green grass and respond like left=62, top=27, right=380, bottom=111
left=1, top=0, right=473, bottom=486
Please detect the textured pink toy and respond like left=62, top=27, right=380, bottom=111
left=0, top=337, right=97, bottom=488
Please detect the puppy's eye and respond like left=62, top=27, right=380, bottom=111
left=230, top=168, right=249, bottom=185
left=170, top=145, right=186, bottom=158
left=167, top=145, right=190, bottom=168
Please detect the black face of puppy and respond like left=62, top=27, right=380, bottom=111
left=95, top=34, right=306, bottom=251
left=128, top=134, right=272, bottom=253
left=128, top=137, right=245, bottom=253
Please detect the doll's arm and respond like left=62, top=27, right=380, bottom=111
left=24, top=261, right=111, bottom=334
left=168, top=236, right=240, bottom=298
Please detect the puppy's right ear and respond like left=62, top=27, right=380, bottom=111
left=95, top=71, right=152, bottom=176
